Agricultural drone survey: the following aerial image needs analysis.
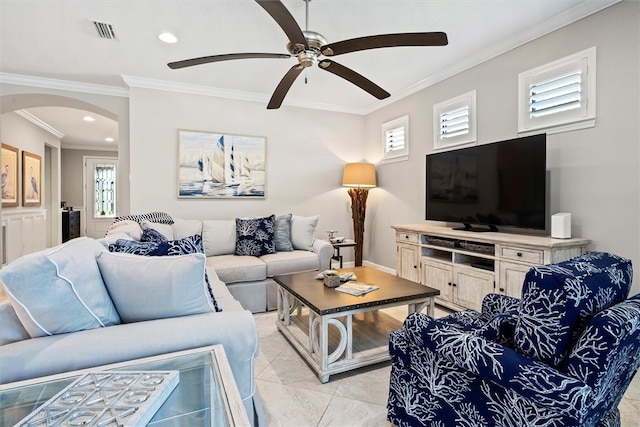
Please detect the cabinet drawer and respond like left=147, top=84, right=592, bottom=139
left=500, top=246, right=543, bottom=264
left=396, top=232, right=418, bottom=244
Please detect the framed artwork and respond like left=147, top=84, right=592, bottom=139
left=1, top=143, right=19, bottom=207
left=22, top=150, right=42, bottom=207
left=177, top=129, right=266, bottom=199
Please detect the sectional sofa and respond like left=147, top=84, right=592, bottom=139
left=104, top=213, right=334, bottom=313
left=0, top=236, right=264, bottom=425
left=0, top=212, right=331, bottom=426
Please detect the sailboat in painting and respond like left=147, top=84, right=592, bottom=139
left=179, top=130, right=265, bottom=198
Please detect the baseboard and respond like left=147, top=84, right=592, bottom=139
left=363, top=260, right=395, bottom=275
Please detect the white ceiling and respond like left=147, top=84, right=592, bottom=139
left=0, top=0, right=620, bottom=149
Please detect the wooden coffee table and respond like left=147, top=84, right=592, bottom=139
left=273, top=266, right=439, bottom=383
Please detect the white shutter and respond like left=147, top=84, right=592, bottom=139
left=529, top=71, right=582, bottom=118
left=381, top=115, right=409, bottom=163
left=433, top=90, right=476, bottom=151
left=518, top=47, right=596, bottom=134
left=440, top=106, right=470, bottom=138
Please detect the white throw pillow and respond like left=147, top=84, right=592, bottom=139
left=105, top=220, right=143, bottom=241
left=202, top=220, right=236, bottom=256
left=96, top=252, right=215, bottom=323
left=0, top=237, right=120, bottom=337
left=291, top=215, right=319, bottom=251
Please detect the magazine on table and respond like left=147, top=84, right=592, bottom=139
left=335, top=281, right=379, bottom=296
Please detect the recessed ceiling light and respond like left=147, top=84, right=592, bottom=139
left=105, top=137, right=114, bottom=142
left=158, top=32, right=178, bottom=44
left=83, top=116, right=95, bottom=122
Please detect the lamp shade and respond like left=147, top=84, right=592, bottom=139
left=342, top=163, right=376, bottom=188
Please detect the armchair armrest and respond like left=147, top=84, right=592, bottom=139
left=481, top=293, right=520, bottom=318
left=312, top=239, right=333, bottom=271
left=402, top=313, right=592, bottom=418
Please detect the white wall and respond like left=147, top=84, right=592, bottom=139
left=363, top=1, right=640, bottom=294
left=128, top=87, right=366, bottom=247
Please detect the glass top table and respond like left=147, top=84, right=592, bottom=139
left=0, top=345, right=250, bottom=427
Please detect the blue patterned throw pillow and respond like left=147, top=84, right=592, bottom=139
left=141, top=228, right=168, bottom=244
left=235, top=215, right=276, bottom=257
left=109, top=239, right=158, bottom=255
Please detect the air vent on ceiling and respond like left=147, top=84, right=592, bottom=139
left=92, top=20, right=118, bottom=40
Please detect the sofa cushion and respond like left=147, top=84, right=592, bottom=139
left=172, top=218, right=203, bottom=240
left=0, top=301, right=30, bottom=345
left=97, top=252, right=216, bottom=323
left=274, top=213, right=293, bottom=252
left=203, top=220, right=236, bottom=256
left=0, top=237, right=120, bottom=337
left=291, top=215, right=318, bottom=251
left=514, top=252, right=632, bottom=366
left=235, top=215, right=276, bottom=256
left=206, top=255, right=267, bottom=283
left=260, top=250, right=319, bottom=277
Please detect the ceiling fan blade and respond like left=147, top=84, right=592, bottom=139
left=318, top=59, right=390, bottom=100
left=320, top=32, right=448, bottom=56
left=168, top=53, right=291, bottom=69
left=256, top=0, right=308, bottom=50
left=267, top=64, right=304, bottom=109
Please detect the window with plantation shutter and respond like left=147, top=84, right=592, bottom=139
left=381, top=115, right=409, bottom=163
left=519, top=47, right=596, bottom=134
left=433, top=90, right=476, bottom=151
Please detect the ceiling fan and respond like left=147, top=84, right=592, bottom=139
left=168, top=0, right=448, bottom=109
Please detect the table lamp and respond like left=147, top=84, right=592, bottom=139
left=342, top=162, right=376, bottom=266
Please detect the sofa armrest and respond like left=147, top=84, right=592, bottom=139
left=313, top=239, right=333, bottom=271
left=401, top=313, right=592, bottom=417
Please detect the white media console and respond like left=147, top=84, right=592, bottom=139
left=392, top=224, right=591, bottom=312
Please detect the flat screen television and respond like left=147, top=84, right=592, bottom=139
left=425, top=134, right=547, bottom=232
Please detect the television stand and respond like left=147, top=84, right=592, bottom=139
left=392, top=224, right=591, bottom=312
left=453, top=223, right=499, bottom=233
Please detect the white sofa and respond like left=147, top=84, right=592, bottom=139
left=0, top=237, right=265, bottom=426
left=104, top=214, right=334, bottom=313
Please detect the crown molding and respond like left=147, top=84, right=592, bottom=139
left=0, top=72, right=128, bottom=97
left=14, top=109, right=64, bottom=138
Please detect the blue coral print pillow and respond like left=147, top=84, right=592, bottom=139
left=141, top=228, right=168, bottom=244
left=235, top=215, right=276, bottom=257
left=108, top=239, right=157, bottom=255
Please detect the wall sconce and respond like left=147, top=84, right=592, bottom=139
left=342, top=162, right=376, bottom=267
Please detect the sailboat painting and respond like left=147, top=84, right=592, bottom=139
left=178, top=130, right=266, bottom=198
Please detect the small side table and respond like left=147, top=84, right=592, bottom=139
left=331, top=241, right=356, bottom=268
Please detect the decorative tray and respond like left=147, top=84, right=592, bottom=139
left=16, top=371, right=179, bottom=427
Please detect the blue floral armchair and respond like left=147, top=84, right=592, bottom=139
left=388, top=252, right=640, bottom=427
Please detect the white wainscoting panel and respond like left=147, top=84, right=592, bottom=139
left=2, top=209, right=47, bottom=265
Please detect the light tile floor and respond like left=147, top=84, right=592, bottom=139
left=253, top=306, right=640, bottom=427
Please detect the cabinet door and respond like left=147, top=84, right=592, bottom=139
left=397, top=243, right=420, bottom=283
left=421, top=258, right=453, bottom=302
left=499, top=261, right=532, bottom=299
left=453, top=266, right=495, bottom=312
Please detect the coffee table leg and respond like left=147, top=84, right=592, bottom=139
left=408, top=298, right=435, bottom=317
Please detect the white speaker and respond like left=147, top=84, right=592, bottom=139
left=551, top=213, right=571, bottom=239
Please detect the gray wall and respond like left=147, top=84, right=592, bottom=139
left=127, top=87, right=366, bottom=246
left=363, top=1, right=640, bottom=294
